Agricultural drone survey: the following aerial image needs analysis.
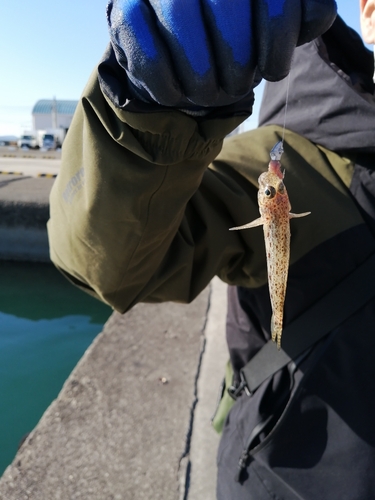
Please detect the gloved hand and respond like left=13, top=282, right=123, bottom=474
left=107, top=0, right=337, bottom=108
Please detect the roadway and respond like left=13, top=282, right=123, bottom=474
left=0, top=156, right=60, bottom=178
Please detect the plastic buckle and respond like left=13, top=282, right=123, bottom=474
left=227, top=371, right=252, bottom=400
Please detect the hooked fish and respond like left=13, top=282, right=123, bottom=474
left=230, top=141, right=310, bottom=348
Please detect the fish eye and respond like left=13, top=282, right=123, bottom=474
left=264, top=186, right=276, bottom=198
left=278, top=182, right=285, bottom=194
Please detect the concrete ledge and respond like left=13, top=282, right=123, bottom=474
left=0, top=227, right=49, bottom=262
left=0, top=280, right=229, bottom=500
left=0, top=175, right=53, bottom=262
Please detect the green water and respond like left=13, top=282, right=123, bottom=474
left=0, top=261, right=111, bottom=475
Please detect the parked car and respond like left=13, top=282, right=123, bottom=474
left=41, top=129, right=66, bottom=150
left=42, top=133, right=58, bottom=150
left=17, top=134, right=39, bottom=149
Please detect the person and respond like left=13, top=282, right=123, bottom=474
left=47, top=0, right=375, bottom=498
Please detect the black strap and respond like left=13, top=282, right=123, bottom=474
left=240, top=252, right=375, bottom=395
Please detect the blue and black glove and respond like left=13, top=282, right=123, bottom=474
left=107, top=0, right=337, bottom=109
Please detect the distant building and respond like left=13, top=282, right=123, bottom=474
left=32, top=99, right=78, bottom=131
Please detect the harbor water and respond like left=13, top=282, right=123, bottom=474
left=0, top=261, right=111, bottom=475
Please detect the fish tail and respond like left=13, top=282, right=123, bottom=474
left=271, top=315, right=283, bottom=350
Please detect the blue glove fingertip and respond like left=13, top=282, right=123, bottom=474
left=205, top=0, right=251, bottom=67
left=153, top=0, right=211, bottom=77
left=264, top=0, right=286, bottom=18
left=108, top=0, right=158, bottom=62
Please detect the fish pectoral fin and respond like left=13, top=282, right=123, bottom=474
left=229, top=217, right=264, bottom=231
left=289, top=211, right=311, bottom=219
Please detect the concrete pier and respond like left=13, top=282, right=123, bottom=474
left=0, top=174, right=54, bottom=262
left=0, top=170, right=229, bottom=499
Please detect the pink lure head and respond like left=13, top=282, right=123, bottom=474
left=268, top=160, right=284, bottom=179
left=268, top=141, right=284, bottom=179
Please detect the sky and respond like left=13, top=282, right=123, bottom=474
left=0, top=1, right=370, bottom=137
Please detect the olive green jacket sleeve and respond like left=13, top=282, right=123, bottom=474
left=47, top=68, right=364, bottom=313
left=48, top=68, right=252, bottom=311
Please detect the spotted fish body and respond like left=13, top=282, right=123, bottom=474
left=230, top=142, right=310, bottom=348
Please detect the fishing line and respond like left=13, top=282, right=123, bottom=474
left=281, top=69, right=292, bottom=145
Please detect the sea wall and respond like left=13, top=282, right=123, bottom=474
left=0, top=174, right=53, bottom=262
